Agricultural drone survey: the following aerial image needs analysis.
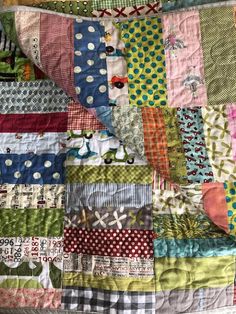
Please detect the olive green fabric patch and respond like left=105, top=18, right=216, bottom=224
left=120, top=17, right=167, bottom=107
left=66, top=165, right=153, bottom=184
left=0, top=208, right=64, bottom=236
left=200, top=7, right=236, bottom=105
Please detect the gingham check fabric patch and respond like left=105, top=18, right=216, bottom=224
left=92, top=0, right=155, bottom=10
left=62, top=287, right=155, bottom=313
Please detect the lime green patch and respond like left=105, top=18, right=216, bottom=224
left=120, top=17, right=167, bottom=107
left=155, top=256, right=235, bottom=291
left=0, top=208, right=64, bottom=237
left=153, top=213, right=227, bottom=240
left=0, top=278, right=43, bottom=289
left=162, top=108, right=188, bottom=184
left=33, top=1, right=93, bottom=16
left=66, top=165, right=152, bottom=184
left=0, top=12, right=19, bottom=46
left=224, top=181, right=236, bottom=237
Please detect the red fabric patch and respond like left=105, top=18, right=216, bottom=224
left=68, top=102, right=105, bottom=130
left=40, top=14, right=76, bottom=100
left=64, top=228, right=154, bottom=258
left=0, top=113, right=68, bottom=132
left=202, top=182, right=228, bottom=233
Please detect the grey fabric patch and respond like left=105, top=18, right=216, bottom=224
left=0, top=80, right=69, bottom=113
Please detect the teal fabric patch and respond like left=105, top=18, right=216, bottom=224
left=154, top=237, right=236, bottom=258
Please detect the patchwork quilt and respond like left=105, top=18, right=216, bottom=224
left=1, top=0, right=236, bottom=313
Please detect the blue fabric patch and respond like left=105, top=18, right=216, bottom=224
left=74, top=18, right=109, bottom=108
left=0, top=153, right=66, bottom=184
left=154, top=237, right=236, bottom=258
left=177, top=107, right=213, bottom=184
left=96, top=106, right=114, bottom=133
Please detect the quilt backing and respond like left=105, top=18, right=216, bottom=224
left=1, top=0, right=236, bottom=313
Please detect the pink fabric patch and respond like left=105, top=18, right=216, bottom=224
left=163, top=10, right=207, bottom=107
left=40, top=14, right=76, bottom=99
left=202, top=182, right=228, bottom=233
left=227, top=104, right=236, bottom=160
left=0, top=288, right=61, bottom=308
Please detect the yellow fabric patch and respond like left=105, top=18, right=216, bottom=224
left=63, top=273, right=155, bottom=292
left=155, top=256, right=235, bottom=291
left=120, top=17, right=167, bottom=107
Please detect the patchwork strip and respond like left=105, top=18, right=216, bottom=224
left=112, top=106, right=146, bottom=158
left=0, top=112, right=68, bottom=132
left=0, top=208, right=64, bottom=237
left=200, top=7, right=236, bottom=105
left=66, top=129, right=145, bottom=167
left=40, top=13, right=76, bottom=99
left=177, top=107, right=213, bottom=183
left=162, top=108, right=188, bottom=184
left=153, top=213, right=225, bottom=239
left=163, top=10, right=207, bottom=107
left=155, top=256, right=235, bottom=291
left=227, top=104, right=236, bottom=161
left=66, top=183, right=152, bottom=211
left=0, top=184, right=65, bottom=209
left=0, top=153, right=66, bottom=184
left=65, top=206, right=153, bottom=230
left=0, top=288, right=62, bottom=308
left=224, top=181, right=236, bottom=238
left=120, top=16, right=167, bottom=107
left=202, top=105, right=236, bottom=181
left=74, top=18, right=109, bottom=108
left=66, top=165, right=152, bottom=184
left=0, top=133, right=67, bottom=154
left=62, top=287, right=155, bottom=312
left=92, top=0, right=155, bottom=10
left=141, top=107, right=170, bottom=179
left=154, top=237, right=236, bottom=258
left=0, top=80, right=69, bottom=113
left=63, top=273, right=155, bottom=291
left=0, top=237, right=63, bottom=262
left=155, top=286, right=234, bottom=313
left=15, top=11, right=41, bottom=68
left=63, top=253, right=154, bottom=277
left=64, top=228, right=154, bottom=258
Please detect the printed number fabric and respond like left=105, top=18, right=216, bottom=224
left=2, top=1, right=236, bottom=314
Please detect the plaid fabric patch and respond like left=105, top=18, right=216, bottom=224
left=92, top=0, right=156, bottom=10
left=62, top=287, right=155, bottom=312
left=92, top=2, right=161, bottom=17
left=142, top=107, right=170, bottom=180
left=67, top=101, right=105, bottom=130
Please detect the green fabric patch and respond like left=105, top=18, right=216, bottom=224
left=224, top=181, right=236, bottom=238
left=0, top=51, right=36, bottom=81
left=66, top=165, right=153, bottom=184
left=92, top=0, right=153, bottom=10
left=153, top=212, right=227, bottom=239
left=0, top=208, right=64, bottom=237
left=120, top=17, right=167, bottom=107
left=155, top=255, right=235, bottom=291
left=200, top=7, right=236, bottom=105
left=33, top=0, right=93, bottom=16
left=0, top=12, right=19, bottom=47
left=112, top=106, right=146, bottom=158
left=162, top=0, right=223, bottom=12
left=162, top=108, right=187, bottom=184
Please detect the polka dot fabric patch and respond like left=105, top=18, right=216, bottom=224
left=64, top=228, right=154, bottom=258
left=120, top=17, right=167, bottom=107
left=224, top=181, right=236, bottom=238
left=74, top=18, right=109, bottom=108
